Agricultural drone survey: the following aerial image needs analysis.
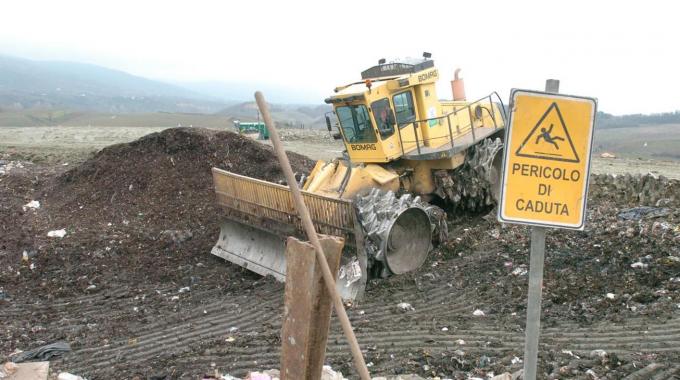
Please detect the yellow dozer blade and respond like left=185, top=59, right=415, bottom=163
left=211, top=168, right=368, bottom=300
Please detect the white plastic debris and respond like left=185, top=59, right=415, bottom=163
left=586, top=369, right=599, bottom=379
left=511, top=356, right=522, bottom=364
left=511, top=266, right=528, bottom=276
left=57, top=373, right=87, bottom=380
left=170, top=295, right=180, bottom=301
left=456, top=339, right=466, bottom=345
left=47, top=229, right=67, bottom=238
left=321, top=365, right=347, bottom=380
left=22, top=200, right=40, bottom=211
left=397, top=302, right=414, bottom=311
left=220, top=374, right=240, bottom=380
left=441, top=327, right=449, bottom=331
left=631, top=261, right=648, bottom=269
left=605, top=293, right=615, bottom=300
left=178, top=286, right=190, bottom=293
left=561, top=349, right=580, bottom=358
left=590, top=349, right=607, bottom=358
left=244, top=372, right=271, bottom=380
left=473, top=309, right=486, bottom=316
left=338, top=257, right=362, bottom=287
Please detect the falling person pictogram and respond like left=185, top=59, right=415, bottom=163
left=535, top=124, right=565, bottom=150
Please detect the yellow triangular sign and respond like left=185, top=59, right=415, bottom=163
left=515, top=102, right=580, bottom=163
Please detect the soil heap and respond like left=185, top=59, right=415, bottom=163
left=5, top=127, right=314, bottom=297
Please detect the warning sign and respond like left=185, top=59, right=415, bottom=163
left=498, top=89, right=597, bottom=229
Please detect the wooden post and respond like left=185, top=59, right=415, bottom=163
left=255, top=91, right=371, bottom=380
left=281, top=235, right=345, bottom=380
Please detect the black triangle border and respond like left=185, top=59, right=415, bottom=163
left=515, top=102, right=580, bottom=163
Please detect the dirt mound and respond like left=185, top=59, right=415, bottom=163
left=47, top=127, right=312, bottom=228
left=9, top=128, right=314, bottom=297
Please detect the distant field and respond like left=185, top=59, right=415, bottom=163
left=0, top=105, right=327, bottom=129
left=0, top=109, right=230, bottom=128
left=1, top=125, right=679, bottom=179
left=593, top=123, right=680, bottom=161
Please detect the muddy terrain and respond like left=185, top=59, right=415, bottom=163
left=1, top=128, right=679, bottom=379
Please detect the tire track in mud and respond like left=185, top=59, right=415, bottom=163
left=31, top=276, right=680, bottom=379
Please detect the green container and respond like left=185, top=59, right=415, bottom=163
left=234, top=121, right=269, bottom=140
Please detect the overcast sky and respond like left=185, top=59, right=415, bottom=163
left=1, top=0, right=678, bottom=114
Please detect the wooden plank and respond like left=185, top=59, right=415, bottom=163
left=280, top=235, right=344, bottom=380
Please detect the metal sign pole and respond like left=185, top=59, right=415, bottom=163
left=522, top=79, right=559, bottom=380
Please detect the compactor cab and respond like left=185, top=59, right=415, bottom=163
left=325, top=57, right=505, bottom=165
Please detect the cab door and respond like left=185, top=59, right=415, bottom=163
left=389, top=90, right=420, bottom=157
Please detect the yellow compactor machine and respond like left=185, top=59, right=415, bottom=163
left=211, top=55, right=506, bottom=299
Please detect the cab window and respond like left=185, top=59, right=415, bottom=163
left=370, top=98, right=395, bottom=138
left=393, top=91, right=416, bottom=126
left=336, top=105, right=376, bottom=143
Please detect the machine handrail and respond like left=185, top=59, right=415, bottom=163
left=395, top=92, right=506, bottom=156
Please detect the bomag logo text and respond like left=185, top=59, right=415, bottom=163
left=350, top=143, right=377, bottom=151
left=418, top=69, right=438, bottom=82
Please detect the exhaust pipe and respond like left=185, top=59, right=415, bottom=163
left=451, top=68, right=466, bottom=101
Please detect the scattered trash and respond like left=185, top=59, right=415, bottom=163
left=244, top=372, right=270, bottom=380
left=490, top=373, right=513, bottom=380
left=441, top=327, right=448, bottom=331
left=178, top=286, right=191, bottom=293
left=605, top=293, right=615, bottom=300
left=511, top=266, right=528, bottom=276
left=22, top=200, right=40, bottom=211
left=47, top=229, right=67, bottom=238
left=10, top=341, right=71, bottom=363
left=456, top=339, right=466, bottom=345
left=561, top=349, right=580, bottom=359
left=397, top=302, right=414, bottom=311
left=631, top=261, right=648, bottom=269
left=618, top=206, right=671, bottom=221
left=57, top=373, right=87, bottom=380
left=338, top=257, right=362, bottom=287
left=511, top=356, right=522, bottom=364
left=160, top=229, right=193, bottom=244
left=320, top=365, right=346, bottom=380
left=473, top=309, right=485, bottom=316
left=590, top=349, right=607, bottom=358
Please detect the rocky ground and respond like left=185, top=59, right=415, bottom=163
left=1, top=128, right=679, bottom=379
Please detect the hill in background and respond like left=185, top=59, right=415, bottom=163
left=0, top=55, right=225, bottom=113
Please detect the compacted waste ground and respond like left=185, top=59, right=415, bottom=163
left=1, top=128, right=679, bottom=379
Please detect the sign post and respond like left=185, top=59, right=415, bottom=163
left=498, top=80, right=597, bottom=379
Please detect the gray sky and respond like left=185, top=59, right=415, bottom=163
left=1, top=0, right=678, bottom=114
